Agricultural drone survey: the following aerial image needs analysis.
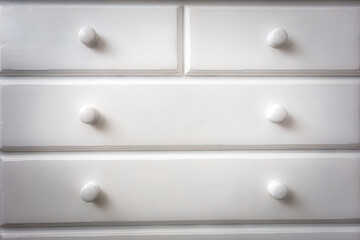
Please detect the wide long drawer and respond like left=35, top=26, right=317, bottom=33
left=1, top=151, right=360, bottom=225
left=185, top=6, right=360, bottom=75
left=1, top=79, right=359, bottom=150
left=0, top=6, right=181, bottom=74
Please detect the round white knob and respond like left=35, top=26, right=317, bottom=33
left=267, top=28, right=288, bottom=48
left=78, top=26, right=98, bottom=47
left=79, top=106, right=99, bottom=124
left=266, top=105, right=287, bottom=123
left=80, top=182, right=101, bottom=202
left=268, top=181, right=288, bottom=200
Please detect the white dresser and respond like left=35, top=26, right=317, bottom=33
left=1, top=1, right=360, bottom=239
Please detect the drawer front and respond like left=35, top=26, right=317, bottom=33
left=185, top=6, right=360, bottom=75
left=1, top=152, right=360, bottom=224
left=0, top=6, right=180, bottom=74
left=1, top=80, right=359, bottom=150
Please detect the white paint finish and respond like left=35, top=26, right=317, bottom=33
left=267, top=28, right=288, bottom=48
left=80, top=182, right=101, bottom=203
left=266, top=105, right=288, bottom=123
left=268, top=181, right=288, bottom=200
left=0, top=1, right=359, bottom=238
left=78, top=26, right=98, bottom=48
left=1, top=80, right=360, bottom=150
left=79, top=106, right=99, bottom=125
left=186, top=7, right=360, bottom=75
left=0, top=6, right=180, bottom=74
left=1, top=152, right=360, bottom=224
left=2, top=225, right=360, bottom=240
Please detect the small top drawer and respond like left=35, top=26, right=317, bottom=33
left=185, top=6, right=360, bottom=75
left=0, top=6, right=181, bottom=75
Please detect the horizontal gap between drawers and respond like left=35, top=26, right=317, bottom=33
left=2, top=78, right=360, bottom=85
left=2, top=224, right=360, bottom=237
left=2, top=150, right=360, bottom=160
left=0, top=70, right=183, bottom=77
left=186, top=70, right=360, bottom=77
left=2, top=144, right=360, bottom=152
left=2, top=70, right=360, bottom=77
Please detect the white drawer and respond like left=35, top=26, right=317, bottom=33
left=1, top=79, right=359, bottom=151
left=1, top=152, right=360, bottom=225
left=185, top=6, right=360, bottom=75
left=0, top=6, right=181, bottom=74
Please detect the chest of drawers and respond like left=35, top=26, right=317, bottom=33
left=1, top=1, right=360, bottom=240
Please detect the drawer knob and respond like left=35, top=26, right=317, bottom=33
left=267, top=28, right=288, bottom=48
left=80, top=182, right=101, bottom=202
left=268, top=181, right=288, bottom=200
left=78, top=26, right=98, bottom=47
left=79, top=106, right=99, bottom=124
left=266, top=105, right=287, bottom=123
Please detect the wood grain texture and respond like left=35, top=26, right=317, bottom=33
left=1, top=151, right=360, bottom=225
left=1, top=78, right=360, bottom=151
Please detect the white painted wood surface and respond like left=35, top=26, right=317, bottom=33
left=0, top=6, right=181, bottom=74
left=2, top=225, right=360, bottom=240
left=1, top=79, right=360, bottom=150
left=2, top=151, right=360, bottom=224
left=1, top=1, right=360, bottom=238
left=185, top=6, right=360, bottom=75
